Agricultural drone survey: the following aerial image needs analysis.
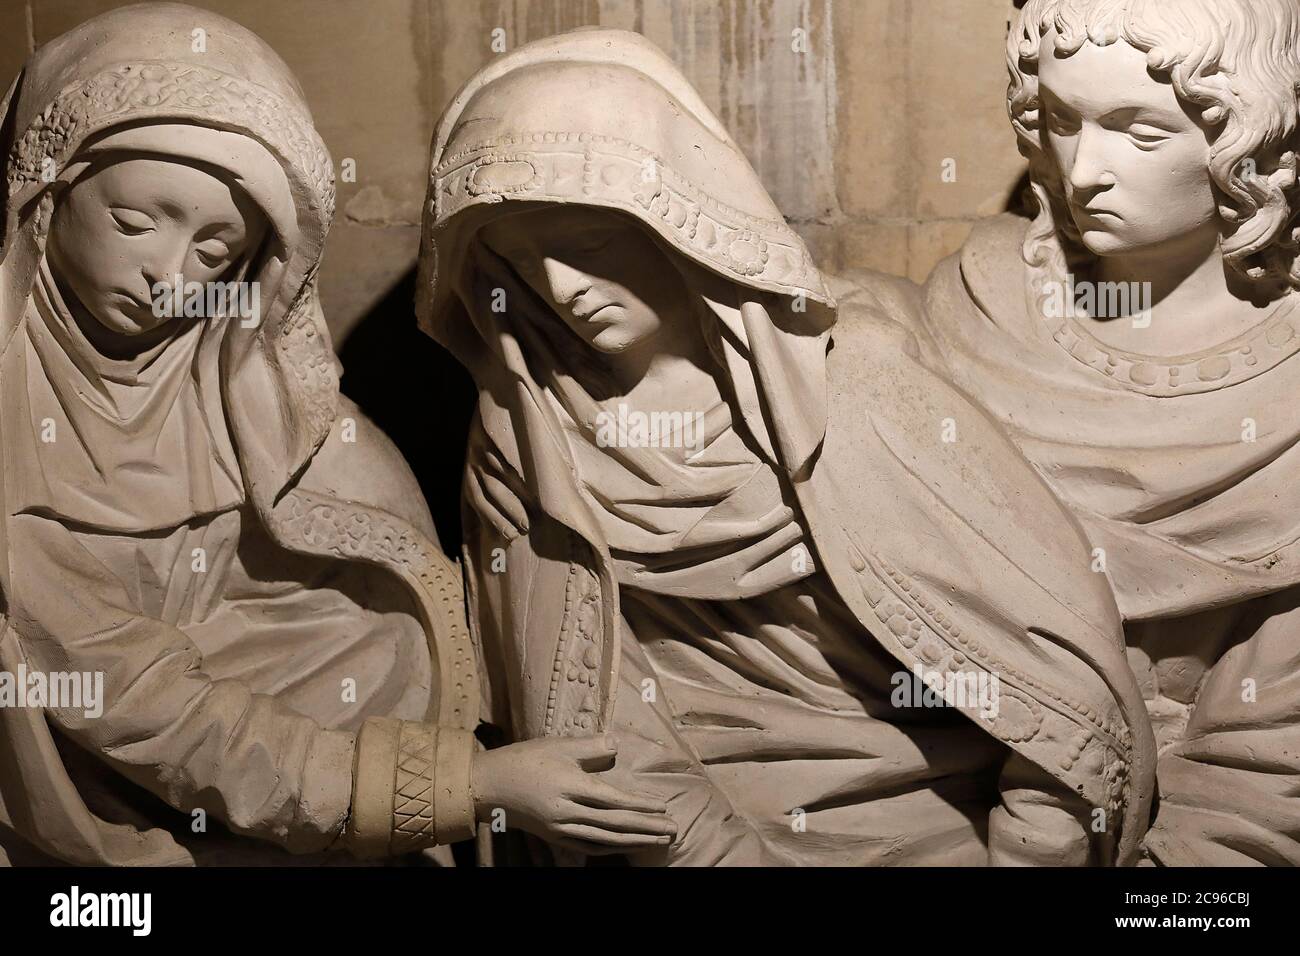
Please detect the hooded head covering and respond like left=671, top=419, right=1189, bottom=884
left=0, top=3, right=335, bottom=518
left=419, top=29, right=835, bottom=465
left=418, top=28, right=837, bottom=729
left=421, top=29, right=1156, bottom=865
left=0, top=3, right=475, bottom=865
left=418, top=28, right=833, bottom=320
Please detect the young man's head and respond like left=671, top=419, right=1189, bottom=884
left=1009, top=0, right=1300, bottom=293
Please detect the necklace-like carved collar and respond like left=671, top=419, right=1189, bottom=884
left=1027, top=258, right=1300, bottom=396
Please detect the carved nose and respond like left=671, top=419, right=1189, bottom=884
left=1068, top=128, right=1116, bottom=193
left=141, top=244, right=189, bottom=294
left=540, top=257, right=590, bottom=305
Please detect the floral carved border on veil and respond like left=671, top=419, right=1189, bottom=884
left=7, top=61, right=334, bottom=219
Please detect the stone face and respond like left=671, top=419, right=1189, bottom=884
left=0, top=0, right=480, bottom=868
left=30, top=0, right=435, bottom=343
left=423, top=28, right=1149, bottom=868
left=10, top=1, right=1026, bottom=337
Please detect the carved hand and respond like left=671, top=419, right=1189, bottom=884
left=471, top=734, right=678, bottom=855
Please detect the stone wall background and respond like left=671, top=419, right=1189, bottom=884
left=1, top=0, right=1030, bottom=346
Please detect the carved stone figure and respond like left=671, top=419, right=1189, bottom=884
left=0, top=3, right=668, bottom=866
left=914, top=0, right=1300, bottom=864
left=419, top=29, right=1155, bottom=866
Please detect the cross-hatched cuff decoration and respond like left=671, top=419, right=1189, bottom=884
left=346, top=717, right=477, bottom=858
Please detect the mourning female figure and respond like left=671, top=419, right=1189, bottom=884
left=0, top=5, right=670, bottom=865
left=421, top=30, right=1155, bottom=866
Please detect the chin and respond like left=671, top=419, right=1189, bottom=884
left=591, top=336, right=634, bottom=354
left=590, top=328, right=648, bottom=353
left=1082, top=230, right=1182, bottom=261
left=1079, top=231, right=1139, bottom=257
left=94, top=308, right=156, bottom=337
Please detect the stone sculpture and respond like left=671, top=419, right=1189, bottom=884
left=0, top=4, right=670, bottom=866
left=418, top=28, right=1155, bottom=866
left=914, top=0, right=1300, bottom=865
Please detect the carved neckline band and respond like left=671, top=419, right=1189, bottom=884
left=1027, top=258, right=1300, bottom=397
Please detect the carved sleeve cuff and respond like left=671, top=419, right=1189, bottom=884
left=345, top=717, right=478, bottom=857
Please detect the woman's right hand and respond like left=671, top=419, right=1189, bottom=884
left=471, top=734, right=677, bottom=855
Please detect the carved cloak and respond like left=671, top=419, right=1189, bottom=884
left=0, top=3, right=471, bottom=865
left=419, top=30, right=1155, bottom=864
left=918, top=213, right=1300, bottom=864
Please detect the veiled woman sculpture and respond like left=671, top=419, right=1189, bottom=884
left=420, top=29, right=1155, bottom=865
left=0, top=4, right=670, bottom=866
left=919, top=0, right=1300, bottom=864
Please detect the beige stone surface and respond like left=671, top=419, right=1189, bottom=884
left=807, top=219, right=978, bottom=284
left=911, top=0, right=1025, bottom=220
left=0, top=3, right=31, bottom=93
left=4, top=0, right=1028, bottom=338
left=318, top=223, right=423, bottom=345
left=803, top=220, right=911, bottom=279
left=424, top=29, right=1152, bottom=866
left=905, top=219, right=979, bottom=282
left=832, top=0, right=910, bottom=221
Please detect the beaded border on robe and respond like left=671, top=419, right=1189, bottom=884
left=273, top=489, right=481, bottom=732
left=545, top=535, right=606, bottom=737
left=1026, top=253, right=1300, bottom=397
left=845, top=529, right=1133, bottom=822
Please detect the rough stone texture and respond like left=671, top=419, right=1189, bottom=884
left=4, top=0, right=1027, bottom=340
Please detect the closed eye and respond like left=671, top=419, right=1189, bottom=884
left=1128, top=125, right=1173, bottom=148
left=194, top=242, right=230, bottom=269
left=566, top=228, right=618, bottom=257
left=1045, top=109, right=1081, bottom=136
left=109, top=207, right=155, bottom=235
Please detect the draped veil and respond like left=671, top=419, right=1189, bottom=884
left=0, top=2, right=473, bottom=865
left=420, top=29, right=1156, bottom=864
